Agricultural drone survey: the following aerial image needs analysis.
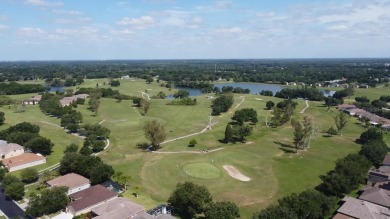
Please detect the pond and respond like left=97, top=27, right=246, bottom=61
left=168, top=83, right=335, bottom=98
left=44, top=84, right=65, bottom=92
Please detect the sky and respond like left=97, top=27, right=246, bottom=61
left=0, top=0, right=389, bottom=60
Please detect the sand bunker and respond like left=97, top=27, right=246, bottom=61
left=223, top=165, right=251, bottom=182
left=255, top=98, right=263, bottom=100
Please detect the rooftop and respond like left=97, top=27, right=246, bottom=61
left=0, top=143, right=23, bottom=155
left=47, top=173, right=90, bottom=189
left=92, top=197, right=145, bottom=219
left=383, top=155, right=390, bottom=166
left=2, top=153, right=45, bottom=168
left=67, top=185, right=118, bottom=213
left=359, top=187, right=390, bottom=207
left=337, top=196, right=390, bottom=219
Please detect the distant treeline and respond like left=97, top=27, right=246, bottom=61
left=0, top=82, right=49, bottom=95
left=1, top=59, right=389, bottom=86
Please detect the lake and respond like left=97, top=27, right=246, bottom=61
left=168, top=83, right=335, bottom=98
left=44, top=84, right=65, bottom=92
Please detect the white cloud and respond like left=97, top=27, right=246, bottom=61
left=117, top=16, right=155, bottom=29
left=52, top=9, right=82, bottom=15
left=56, top=27, right=98, bottom=35
left=0, top=15, right=7, bottom=21
left=0, top=25, right=9, bottom=30
left=217, top=27, right=242, bottom=34
left=215, top=1, right=232, bottom=9
left=24, top=0, right=63, bottom=7
left=18, top=27, right=46, bottom=37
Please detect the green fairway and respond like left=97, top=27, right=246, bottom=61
left=3, top=79, right=387, bottom=218
left=183, top=162, right=221, bottom=179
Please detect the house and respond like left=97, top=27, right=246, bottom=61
left=288, top=82, right=297, bottom=86
left=66, top=185, right=118, bottom=216
left=2, top=153, right=46, bottom=172
left=134, top=213, right=175, bottom=219
left=22, top=95, right=42, bottom=105
left=314, top=83, right=322, bottom=87
left=383, top=155, right=390, bottom=166
left=59, top=94, right=89, bottom=107
left=358, top=187, right=390, bottom=207
left=91, top=197, right=146, bottom=219
left=46, top=173, right=91, bottom=195
left=368, top=166, right=390, bottom=184
left=0, top=141, right=24, bottom=160
left=333, top=196, right=390, bottom=219
left=121, top=75, right=130, bottom=80
left=359, top=84, right=370, bottom=89
left=339, top=83, right=349, bottom=88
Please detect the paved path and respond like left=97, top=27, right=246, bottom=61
left=40, top=121, right=62, bottom=128
left=98, top=119, right=106, bottom=125
left=152, top=147, right=224, bottom=154
left=300, top=100, right=309, bottom=114
left=161, top=122, right=218, bottom=145
left=234, top=97, right=245, bottom=109
left=0, top=187, right=27, bottom=219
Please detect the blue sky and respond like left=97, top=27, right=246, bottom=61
left=0, top=0, right=389, bottom=60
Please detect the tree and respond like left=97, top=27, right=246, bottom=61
left=140, top=98, right=150, bottom=115
left=360, top=140, right=388, bottom=167
left=2, top=175, right=24, bottom=200
left=301, top=116, right=314, bottom=149
left=168, top=182, right=213, bottom=219
left=0, top=168, right=8, bottom=181
left=291, top=119, right=304, bottom=153
left=143, top=120, right=167, bottom=150
left=110, top=80, right=120, bottom=87
left=173, top=90, right=190, bottom=99
left=212, top=94, right=234, bottom=115
left=266, top=101, right=275, bottom=110
left=359, top=127, right=383, bottom=144
left=231, top=108, right=258, bottom=125
left=7, top=122, right=40, bottom=134
left=334, top=111, right=348, bottom=135
left=205, top=201, right=240, bottom=219
left=64, top=143, right=79, bottom=153
left=189, top=139, right=197, bottom=147
left=224, top=124, right=233, bottom=143
left=327, top=126, right=338, bottom=136
left=20, top=168, right=39, bottom=183
left=146, top=77, right=153, bottom=84
left=26, top=187, right=69, bottom=217
left=25, top=137, right=54, bottom=155
left=318, top=154, right=371, bottom=196
left=0, top=111, right=4, bottom=125
left=113, top=171, right=131, bottom=190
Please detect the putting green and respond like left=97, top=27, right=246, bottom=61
left=183, top=162, right=221, bottom=179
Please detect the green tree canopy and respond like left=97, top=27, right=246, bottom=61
left=359, top=127, right=383, bottom=144
left=20, top=168, right=39, bottom=183
left=168, top=182, right=213, bottom=219
left=26, top=187, right=69, bottom=217
left=231, top=108, right=258, bottom=125
left=25, top=136, right=54, bottom=155
left=360, top=140, right=388, bottom=167
left=143, top=120, right=167, bottom=150
left=205, top=201, right=240, bottom=219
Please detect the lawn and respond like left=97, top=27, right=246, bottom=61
left=1, top=79, right=385, bottom=218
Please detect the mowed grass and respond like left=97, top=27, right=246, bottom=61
left=183, top=162, right=222, bottom=179
left=3, top=79, right=386, bottom=218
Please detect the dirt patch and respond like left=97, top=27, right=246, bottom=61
left=223, top=165, right=251, bottom=182
left=255, top=98, right=263, bottom=100
left=245, top=141, right=254, bottom=144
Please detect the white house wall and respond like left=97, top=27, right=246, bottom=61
left=68, top=183, right=91, bottom=195
left=8, top=159, right=46, bottom=172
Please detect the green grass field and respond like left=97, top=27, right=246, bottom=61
left=2, top=79, right=388, bottom=218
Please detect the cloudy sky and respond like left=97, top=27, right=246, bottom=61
left=0, top=0, right=389, bottom=60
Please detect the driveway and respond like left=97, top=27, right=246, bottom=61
left=0, top=186, right=28, bottom=218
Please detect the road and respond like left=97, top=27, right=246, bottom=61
left=0, top=186, right=27, bottom=219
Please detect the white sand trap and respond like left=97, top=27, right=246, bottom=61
left=255, top=98, right=263, bottom=100
left=223, top=165, right=251, bottom=182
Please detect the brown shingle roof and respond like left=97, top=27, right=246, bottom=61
left=91, top=197, right=145, bottom=219
left=67, top=185, right=117, bottom=213
left=47, top=173, right=90, bottom=190
left=0, top=143, right=23, bottom=155
left=336, top=196, right=390, bottom=219
left=359, top=187, right=390, bottom=207
left=383, top=155, right=390, bottom=166
left=2, top=153, right=45, bottom=168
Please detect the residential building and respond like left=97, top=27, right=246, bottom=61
left=333, top=196, right=390, bottom=219
left=91, top=197, right=146, bottom=219
left=22, top=95, right=42, bottom=105
left=0, top=142, right=24, bottom=160
left=2, top=153, right=46, bottom=172
left=359, top=84, right=370, bottom=89
left=368, top=166, right=390, bottom=184
left=383, top=155, right=390, bottom=166
left=46, top=173, right=91, bottom=195
left=66, top=185, right=118, bottom=216
left=59, top=94, right=89, bottom=107
left=121, top=75, right=130, bottom=80
left=359, top=187, right=390, bottom=207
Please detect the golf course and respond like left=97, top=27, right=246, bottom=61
left=2, top=78, right=386, bottom=218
